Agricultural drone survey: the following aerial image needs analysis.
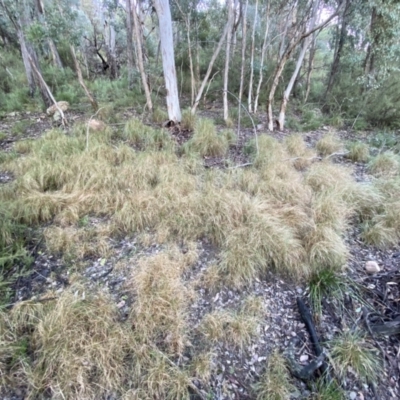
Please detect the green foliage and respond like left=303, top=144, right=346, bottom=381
left=330, top=330, right=381, bottom=384
left=308, top=269, right=347, bottom=316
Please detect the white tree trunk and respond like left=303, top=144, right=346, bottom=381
left=153, top=0, right=181, bottom=122
left=247, top=0, right=258, bottom=113
left=132, top=0, right=152, bottom=111
left=278, top=0, right=320, bottom=130
left=223, top=0, right=235, bottom=121
left=254, top=2, right=270, bottom=114
left=126, top=0, right=135, bottom=88
left=238, top=0, right=248, bottom=106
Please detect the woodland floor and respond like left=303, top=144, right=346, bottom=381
left=0, top=106, right=399, bottom=400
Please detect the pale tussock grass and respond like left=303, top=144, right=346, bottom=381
left=129, top=249, right=196, bottom=355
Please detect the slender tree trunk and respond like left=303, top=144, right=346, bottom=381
left=70, top=45, right=98, bottom=111
left=186, top=17, right=197, bottom=106
left=126, top=0, right=135, bottom=88
left=304, top=33, right=317, bottom=102
left=191, top=16, right=232, bottom=114
left=17, top=27, right=36, bottom=96
left=153, top=0, right=181, bottom=122
left=278, top=0, right=320, bottom=131
left=267, top=3, right=341, bottom=130
left=247, top=0, right=258, bottom=113
left=132, top=0, right=152, bottom=111
left=27, top=53, right=65, bottom=123
left=325, top=0, right=350, bottom=98
left=223, top=0, right=235, bottom=121
left=238, top=0, right=248, bottom=107
left=48, top=39, right=63, bottom=68
left=254, top=1, right=270, bottom=114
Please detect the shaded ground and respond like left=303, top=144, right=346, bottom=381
left=0, top=108, right=399, bottom=399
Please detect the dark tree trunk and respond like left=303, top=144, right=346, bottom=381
left=324, top=0, right=351, bottom=98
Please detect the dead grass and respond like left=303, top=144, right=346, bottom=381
left=316, top=133, right=343, bottom=156
left=128, top=249, right=196, bottom=355
left=152, top=107, right=168, bottom=124
left=183, top=118, right=228, bottom=157
left=367, top=152, right=400, bottom=177
left=0, top=286, right=135, bottom=399
left=200, top=308, right=260, bottom=349
left=180, top=108, right=196, bottom=130
left=2, top=122, right=399, bottom=398
left=254, top=350, right=296, bottom=400
left=284, top=133, right=316, bottom=170
left=346, top=141, right=370, bottom=162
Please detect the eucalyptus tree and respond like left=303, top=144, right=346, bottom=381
left=0, top=0, right=52, bottom=106
left=153, top=0, right=181, bottom=122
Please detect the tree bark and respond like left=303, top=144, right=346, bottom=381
left=238, top=0, right=248, bottom=108
left=126, top=0, right=135, bottom=88
left=247, top=0, right=258, bottom=113
left=153, top=0, right=181, bottom=122
left=223, top=0, right=235, bottom=121
left=325, top=0, right=351, bottom=98
left=70, top=45, right=98, bottom=111
left=304, top=33, right=317, bottom=103
left=132, top=0, right=152, bottom=111
left=278, top=0, right=320, bottom=130
left=254, top=1, right=271, bottom=114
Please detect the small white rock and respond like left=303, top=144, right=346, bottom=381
left=365, top=261, right=380, bottom=274
left=299, top=354, right=309, bottom=363
left=349, top=391, right=357, bottom=400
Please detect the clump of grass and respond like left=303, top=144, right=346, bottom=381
left=346, top=141, right=370, bottom=162
left=200, top=307, right=260, bottom=349
left=14, top=139, right=34, bottom=154
left=0, top=132, right=6, bottom=141
left=152, top=107, right=168, bottom=124
left=44, top=225, right=112, bottom=260
left=284, top=134, right=316, bottom=170
left=308, top=268, right=346, bottom=316
left=1, top=285, right=135, bottom=399
left=97, top=103, right=117, bottom=123
left=190, top=351, right=215, bottom=382
left=180, top=108, right=196, bottom=130
left=305, top=225, right=349, bottom=270
left=183, top=118, right=228, bottom=157
left=221, top=128, right=237, bottom=146
left=330, top=330, right=381, bottom=384
left=367, top=152, right=400, bottom=177
left=129, top=249, right=196, bottom=355
left=123, top=117, right=173, bottom=150
left=311, top=379, right=345, bottom=400
left=254, top=350, right=296, bottom=400
left=316, top=133, right=342, bottom=156
left=11, top=120, right=30, bottom=137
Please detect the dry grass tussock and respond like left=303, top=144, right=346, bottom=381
left=1, top=123, right=398, bottom=397
left=199, top=296, right=263, bottom=349
left=315, top=133, right=343, bottom=156
left=367, top=151, right=400, bottom=177
left=128, top=248, right=197, bottom=355
left=0, top=286, right=135, bottom=399
left=0, top=128, right=384, bottom=286
left=254, top=350, right=296, bottom=400
left=284, top=133, right=317, bottom=170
